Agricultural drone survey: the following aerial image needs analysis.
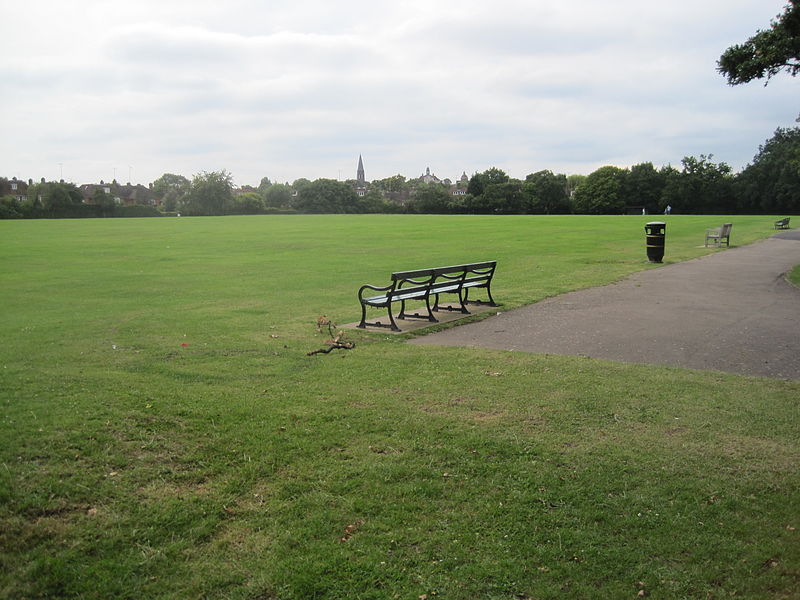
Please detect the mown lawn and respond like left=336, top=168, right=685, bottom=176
left=789, top=264, right=800, bottom=288
left=1, top=215, right=797, bottom=599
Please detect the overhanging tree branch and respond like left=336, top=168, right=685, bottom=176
left=717, top=1, right=800, bottom=85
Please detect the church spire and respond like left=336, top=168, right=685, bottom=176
left=357, top=154, right=365, bottom=185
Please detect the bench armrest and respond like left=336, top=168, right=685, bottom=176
left=358, top=283, right=392, bottom=300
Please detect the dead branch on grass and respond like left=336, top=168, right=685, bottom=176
left=307, top=316, right=356, bottom=356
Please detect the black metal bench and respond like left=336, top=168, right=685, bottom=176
left=357, top=261, right=498, bottom=332
left=775, top=217, right=790, bottom=230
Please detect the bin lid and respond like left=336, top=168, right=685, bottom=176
left=646, top=221, right=666, bottom=226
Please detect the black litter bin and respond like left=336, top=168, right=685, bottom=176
left=645, top=221, right=666, bottom=263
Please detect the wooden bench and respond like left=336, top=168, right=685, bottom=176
left=705, top=223, right=732, bottom=247
left=775, top=217, right=790, bottom=230
left=357, top=261, right=497, bottom=332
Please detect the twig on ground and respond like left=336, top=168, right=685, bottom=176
left=307, top=316, right=356, bottom=356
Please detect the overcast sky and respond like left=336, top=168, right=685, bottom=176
left=1, top=0, right=797, bottom=187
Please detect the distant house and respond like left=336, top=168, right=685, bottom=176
left=0, top=177, right=29, bottom=202
left=450, top=171, right=469, bottom=196
left=80, top=181, right=155, bottom=206
left=420, top=167, right=441, bottom=184
left=234, top=185, right=258, bottom=196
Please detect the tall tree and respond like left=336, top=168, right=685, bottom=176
left=151, top=173, right=189, bottom=211
left=572, top=166, right=627, bottom=214
left=466, top=167, right=509, bottom=197
left=660, top=155, right=735, bottom=214
left=406, top=183, right=451, bottom=214
left=257, top=176, right=272, bottom=195
left=151, top=173, right=189, bottom=197
left=523, top=170, right=570, bottom=214
left=718, top=1, right=800, bottom=85
left=737, top=127, right=800, bottom=212
left=382, top=174, right=407, bottom=193
left=566, top=174, right=586, bottom=198
left=182, top=170, right=233, bottom=215
left=622, top=162, right=667, bottom=214
left=293, top=179, right=360, bottom=213
left=263, top=184, right=293, bottom=209
left=228, top=192, right=264, bottom=214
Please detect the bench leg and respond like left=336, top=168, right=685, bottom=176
left=386, top=306, right=400, bottom=331
left=357, top=302, right=368, bottom=329
left=357, top=303, right=401, bottom=332
left=428, top=295, right=440, bottom=320
left=456, top=290, right=470, bottom=313
left=463, top=287, right=498, bottom=307
left=484, top=286, right=497, bottom=306
left=399, top=298, right=438, bottom=323
left=432, top=292, right=469, bottom=314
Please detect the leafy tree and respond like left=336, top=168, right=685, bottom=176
left=463, top=179, right=524, bottom=214
left=523, top=170, right=571, bottom=214
left=360, top=189, right=396, bottom=214
left=737, top=127, right=800, bottom=212
left=718, top=1, right=800, bottom=85
left=466, top=167, right=509, bottom=197
left=91, top=187, right=115, bottom=216
left=382, top=174, right=407, bottom=193
left=293, top=179, right=360, bottom=213
left=369, top=175, right=409, bottom=205
left=406, top=183, right=451, bottom=213
left=264, top=184, right=293, bottom=209
left=182, top=170, right=233, bottom=215
left=151, top=173, right=189, bottom=211
left=486, top=181, right=526, bottom=214
left=151, top=173, right=189, bottom=197
left=49, top=183, right=83, bottom=210
left=228, top=192, right=264, bottom=214
left=445, top=194, right=471, bottom=214
left=573, top=166, right=627, bottom=214
left=292, top=178, right=312, bottom=192
left=257, top=176, right=272, bottom=195
left=566, top=174, right=586, bottom=197
left=622, top=162, right=667, bottom=214
left=0, top=195, right=22, bottom=218
left=24, top=181, right=82, bottom=212
left=660, top=155, right=735, bottom=214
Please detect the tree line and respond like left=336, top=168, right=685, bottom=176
left=136, top=127, right=800, bottom=216
left=402, top=127, right=799, bottom=216
left=2, top=127, right=799, bottom=218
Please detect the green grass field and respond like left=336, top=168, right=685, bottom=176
left=789, top=264, right=800, bottom=288
left=1, top=215, right=797, bottom=599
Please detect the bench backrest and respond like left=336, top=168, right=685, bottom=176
left=777, top=218, right=789, bottom=225
left=390, top=261, right=497, bottom=294
left=392, top=261, right=496, bottom=282
left=391, top=267, right=437, bottom=282
left=721, top=223, right=732, bottom=236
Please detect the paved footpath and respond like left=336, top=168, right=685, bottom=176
left=410, top=231, right=800, bottom=380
